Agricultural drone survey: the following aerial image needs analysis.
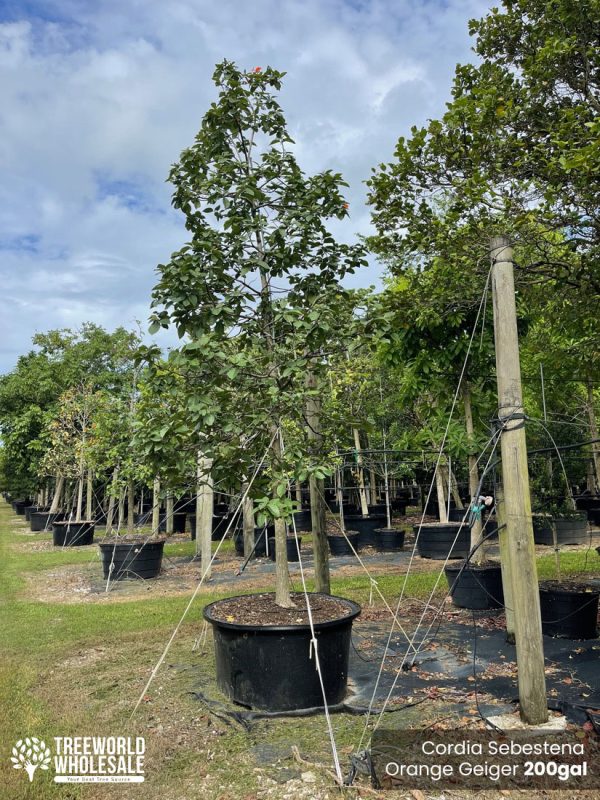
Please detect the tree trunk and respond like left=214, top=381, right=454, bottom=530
left=353, top=428, right=369, bottom=517
left=85, top=469, right=93, bottom=521
left=587, top=378, right=600, bottom=493
left=117, top=487, right=125, bottom=531
left=49, top=474, right=64, bottom=514
left=196, top=454, right=214, bottom=578
left=242, top=484, right=255, bottom=557
left=166, top=493, right=174, bottom=535
left=271, top=431, right=293, bottom=607
left=367, top=436, right=378, bottom=505
left=76, top=476, right=84, bottom=521
left=106, top=466, right=119, bottom=534
left=435, top=464, right=448, bottom=523
left=464, top=387, right=484, bottom=563
left=152, top=477, right=161, bottom=535
left=127, top=481, right=135, bottom=534
left=306, top=369, right=330, bottom=594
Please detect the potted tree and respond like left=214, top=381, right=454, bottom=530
left=149, top=61, right=367, bottom=711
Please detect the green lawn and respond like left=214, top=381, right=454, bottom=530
left=1, top=501, right=597, bottom=799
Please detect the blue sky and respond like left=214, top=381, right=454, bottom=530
left=0, top=0, right=492, bottom=372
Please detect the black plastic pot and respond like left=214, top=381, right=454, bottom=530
left=588, top=507, right=600, bottom=526
left=414, top=522, right=470, bottom=560
left=188, top=514, right=234, bottom=541
left=233, top=527, right=271, bottom=557
left=344, top=515, right=386, bottom=548
left=539, top=582, right=599, bottom=639
left=374, top=528, right=405, bottom=551
left=368, top=504, right=387, bottom=515
left=30, top=511, right=63, bottom=532
left=448, top=508, right=499, bottom=539
left=52, top=520, right=95, bottom=547
left=533, top=513, right=589, bottom=545
left=203, top=593, right=361, bottom=711
left=444, top=562, right=504, bottom=609
left=575, top=495, right=600, bottom=512
left=327, top=531, right=359, bottom=556
left=99, top=539, right=165, bottom=580
left=292, top=509, right=312, bottom=533
left=12, top=499, right=32, bottom=516
left=158, top=511, right=187, bottom=533
left=268, top=536, right=302, bottom=562
left=390, top=499, right=407, bottom=515
left=24, top=505, right=46, bottom=521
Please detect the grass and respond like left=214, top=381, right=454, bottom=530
left=1, top=501, right=598, bottom=800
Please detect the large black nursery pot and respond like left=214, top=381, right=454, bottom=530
left=12, top=499, right=32, bottom=516
left=30, top=511, right=63, bottom=532
left=203, top=592, right=361, bottom=711
left=390, top=498, right=407, bottom=515
left=158, top=511, right=187, bottom=534
left=344, top=515, right=387, bottom=548
left=327, top=531, right=359, bottom=556
left=444, top=562, right=504, bottom=609
left=268, top=536, right=302, bottom=562
left=24, top=505, right=47, bottom=522
left=588, top=507, right=600, bottom=526
left=292, top=509, right=312, bottom=533
left=233, top=526, right=272, bottom=557
left=448, top=507, right=499, bottom=539
left=533, top=513, right=589, bottom=546
left=188, top=514, right=236, bottom=541
left=539, top=581, right=599, bottom=639
left=52, top=520, right=95, bottom=547
left=374, top=527, right=405, bottom=551
left=575, top=495, right=600, bottom=512
left=99, top=538, right=165, bottom=580
left=414, top=522, right=470, bottom=560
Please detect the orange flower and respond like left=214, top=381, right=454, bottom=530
left=253, top=66, right=262, bottom=73
left=343, top=202, right=349, bottom=209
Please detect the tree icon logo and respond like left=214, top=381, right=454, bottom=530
left=11, top=737, right=52, bottom=781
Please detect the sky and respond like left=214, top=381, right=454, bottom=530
left=0, top=0, right=492, bottom=373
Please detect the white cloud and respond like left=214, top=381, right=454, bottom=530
left=0, top=0, right=492, bottom=371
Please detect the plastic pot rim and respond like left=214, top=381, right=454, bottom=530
left=203, top=592, right=361, bottom=634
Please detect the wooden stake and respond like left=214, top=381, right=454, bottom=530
left=353, top=428, right=370, bottom=517
left=495, top=486, right=515, bottom=644
left=196, top=453, right=213, bottom=579
left=152, top=477, right=161, bottom=535
left=491, top=235, right=547, bottom=725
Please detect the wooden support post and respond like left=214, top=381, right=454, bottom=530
left=491, top=235, right=547, bottom=724
left=196, top=454, right=213, bottom=579
left=127, top=481, right=135, bottom=534
left=166, top=493, right=174, bottom=535
left=495, top=486, right=515, bottom=644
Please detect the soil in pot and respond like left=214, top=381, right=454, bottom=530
left=267, top=536, right=302, bottom=562
left=539, top=580, right=599, bottom=639
left=344, top=515, right=387, bottom=548
left=444, top=562, right=504, bottom=609
left=374, top=527, right=405, bottom=551
left=203, top=592, right=361, bottom=711
left=52, top=520, right=95, bottom=547
left=414, top=522, right=470, bottom=560
left=327, top=531, right=359, bottom=556
left=30, top=511, right=63, bottom=532
left=99, top=537, right=166, bottom=580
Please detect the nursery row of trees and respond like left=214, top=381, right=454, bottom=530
left=1, top=3, right=599, bottom=596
